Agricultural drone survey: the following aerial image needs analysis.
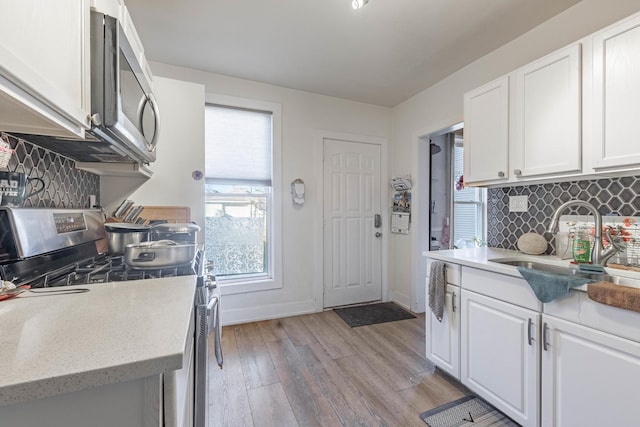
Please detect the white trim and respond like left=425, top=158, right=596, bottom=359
left=313, top=130, right=389, bottom=312
left=204, top=93, right=283, bottom=294
left=411, top=122, right=464, bottom=313
left=390, top=290, right=412, bottom=311
left=218, top=276, right=282, bottom=295
left=221, top=299, right=317, bottom=326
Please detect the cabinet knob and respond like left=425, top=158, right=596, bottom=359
left=497, top=171, right=505, bottom=178
left=514, top=169, right=522, bottom=176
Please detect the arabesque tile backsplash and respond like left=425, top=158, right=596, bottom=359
left=2, top=134, right=100, bottom=208
left=487, top=176, right=640, bottom=255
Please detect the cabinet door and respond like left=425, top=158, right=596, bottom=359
left=593, top=14, right=640, bottom=169
left=541, top=315, right=640, bottom=427
left=425, top=283, right=460, bottom=379
left=461, top=290, right=539, bottom=427
left=463, top=76, right=510, bottom=184
left=0, top=0, right=90, bottom=136
left=513, top=44, right=582, bottom=178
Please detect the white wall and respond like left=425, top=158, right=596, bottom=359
left=135, top=63, right=392, bottom=324
left=390, top=0, right=640, bottom=312
left=101, top=77, right=206, bottom=240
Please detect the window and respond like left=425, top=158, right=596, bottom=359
left=453, top=140, right=486, bottom=247
left=204, top=97, right=282, bottom=293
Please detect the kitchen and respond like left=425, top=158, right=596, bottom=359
left=2, top=0, right=640, bottom=426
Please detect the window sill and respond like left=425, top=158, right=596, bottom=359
left=218, top=276, right=282, bottom=295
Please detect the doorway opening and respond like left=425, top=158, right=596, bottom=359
left=426, top=126, right=486, bottom=251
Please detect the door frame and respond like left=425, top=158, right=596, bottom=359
left=313, top=131, right=389, bottom=312
left=412, top=122, right=463, bottom=313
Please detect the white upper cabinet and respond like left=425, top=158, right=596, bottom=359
left=0, top=0, right=91, bottom=137
left=512, top=44, right=582, bottom=178
left=592, top=14, right=640, bottom=170
left=463, top=76, right=510, bottom=185
left=464, top=43, right=582, bottom=187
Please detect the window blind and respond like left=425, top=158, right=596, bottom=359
left=205, top=104, right=272, bottom=185
left=453, top=144, right=484, bottom=243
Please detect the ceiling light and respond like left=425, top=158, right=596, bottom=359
left=352, top=0, right=368, bottom=10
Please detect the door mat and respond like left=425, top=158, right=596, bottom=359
left=334, top=302, right=416, bottom=327
left=420, top=395, right=519, bottom=427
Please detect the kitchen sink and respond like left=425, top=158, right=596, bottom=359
left=490, top=258, right=640, bottom=287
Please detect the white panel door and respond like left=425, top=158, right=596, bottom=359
left=541, top=315, right=640, bottom=427
left=323, top=139, right=382, bottom=308
left=461, top=290, right=539, bottom=427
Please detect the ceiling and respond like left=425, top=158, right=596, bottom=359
left=125, top=0, right=581, bottom=107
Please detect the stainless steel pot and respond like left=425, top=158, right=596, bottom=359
left=151, top=223, right=200, bottom=244
left=104, top=223, right=151, bottom=254
left=124, top=240, right=197, bottom=269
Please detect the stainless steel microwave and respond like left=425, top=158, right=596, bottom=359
left=16, top=11, right=159, bottom=165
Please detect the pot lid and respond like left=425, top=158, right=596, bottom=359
left=152, top=223, right=201, bottom=233
left=104, top=223, right=151, bottom=232
left=125, top=240, right=195, bottom=249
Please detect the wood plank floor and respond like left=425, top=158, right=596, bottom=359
left=208, top=311, right=468, bottom=427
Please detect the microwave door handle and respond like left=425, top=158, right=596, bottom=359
left=136, top=93, right=160, bottom=152
left=136, top=95, right=147, bottom=128
left=146, top=92, right=160, bottom=151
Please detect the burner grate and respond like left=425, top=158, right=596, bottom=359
left=6, top=247, right=202, bottom=288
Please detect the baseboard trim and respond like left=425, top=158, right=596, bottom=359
left=390, top=290, right=411, bottom=311
left=221, top=299, right=317, bottom=325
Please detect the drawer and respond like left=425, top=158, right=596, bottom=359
left=461, top=266, right=541, bottom=311
left=545, top=290, right=640, bottom=343
left=426, top=259, right=461, bottom=286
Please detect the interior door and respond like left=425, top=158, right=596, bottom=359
left=323, top=138, right=382, bottom=308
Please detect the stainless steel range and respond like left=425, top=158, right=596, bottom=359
left=0, top=207, right=222, bottom=427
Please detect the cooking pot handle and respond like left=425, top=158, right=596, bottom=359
left=133, top=252, right=156, bottom=262
left=138, top=239, right=178, bottom=247
left=151, top=239, right=178, bottom=246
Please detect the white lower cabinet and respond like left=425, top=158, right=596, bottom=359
left=424, top=260, right=640, bottom=427
left=425, top=283, right=460, bottom=378
left=461, top=289, right=540, bottom=427
left=541, top=315, right=640, bottom=427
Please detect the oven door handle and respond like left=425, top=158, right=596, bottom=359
left=206, top=295, right=218, bottom=318
left=206, top=296, right=223, bottom=367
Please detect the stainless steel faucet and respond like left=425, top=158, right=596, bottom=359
left=546, top=200, right=624, bottom=266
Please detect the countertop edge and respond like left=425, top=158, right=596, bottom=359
left=0, top=352, right=184, bottom=407
left=422, top=247, right=528, bottom=279
left=0, top=277, right=196, bottom=407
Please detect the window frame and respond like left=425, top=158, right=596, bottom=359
left=204, top=94, right=282, bottom=295
left=452, top=138, right=487, bottom=246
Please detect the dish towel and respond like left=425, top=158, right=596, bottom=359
left=517, top=266, right=595, bottom=303
left=428, top=261, right=447, bottom=322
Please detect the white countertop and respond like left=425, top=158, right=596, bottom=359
left=0, top=276, right=196, bottom=406
left=423, top=247, right=640, bottom=289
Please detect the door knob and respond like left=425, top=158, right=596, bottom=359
left=375, top=232, right=382, bottom=238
